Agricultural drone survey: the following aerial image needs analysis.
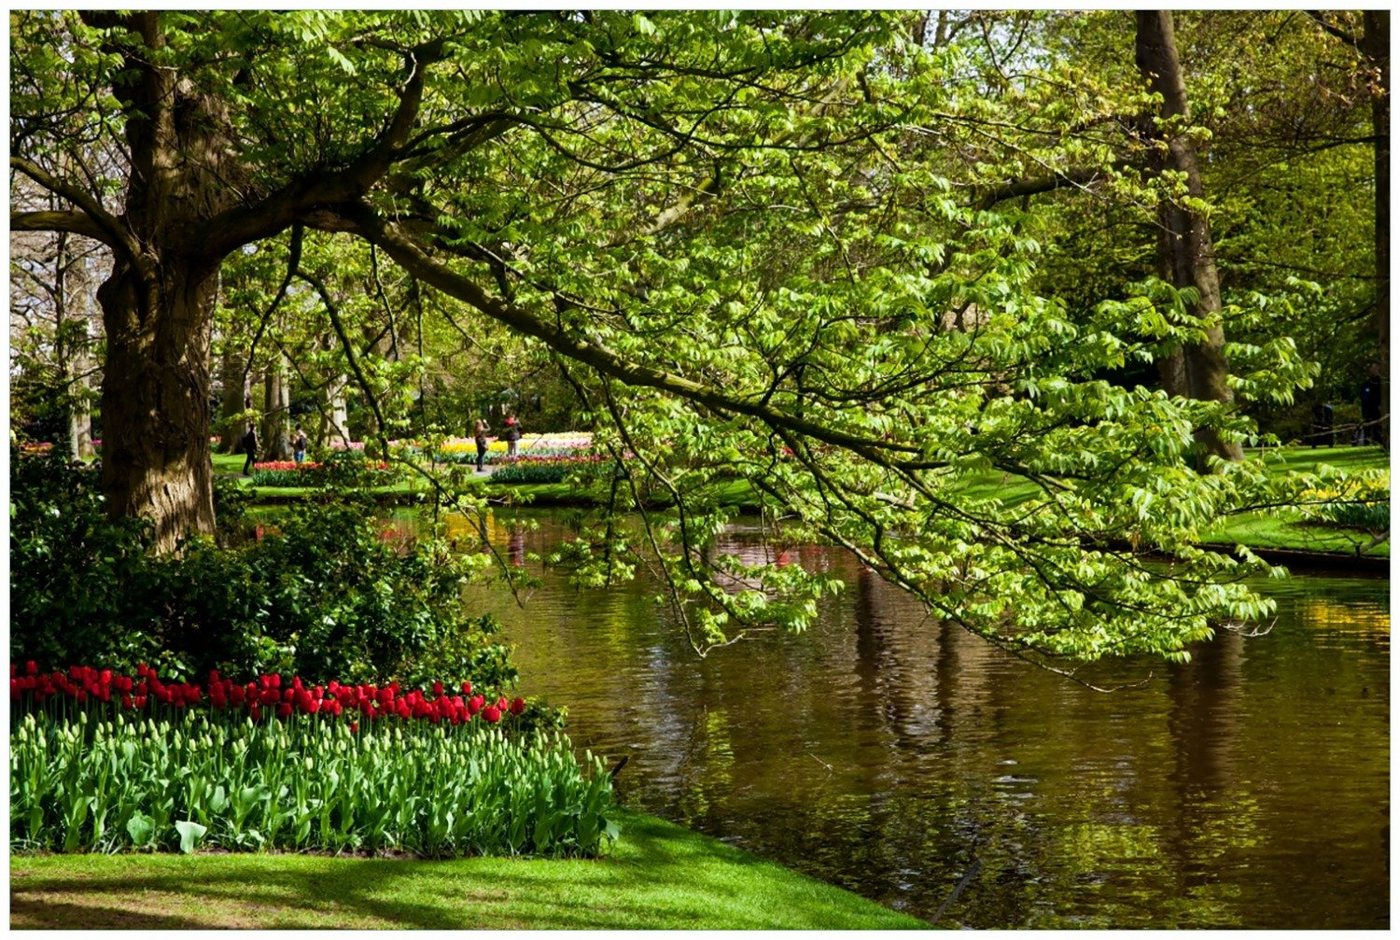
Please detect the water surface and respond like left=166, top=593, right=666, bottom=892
left=454, top=513, right=1388, bottom=928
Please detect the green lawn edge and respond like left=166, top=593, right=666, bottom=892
left=10, top=808, right=931, bottom=930
left=219, top=446, right=1389, bottom=560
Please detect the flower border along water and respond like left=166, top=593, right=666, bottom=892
left=11, top=664, right=617, bottom=859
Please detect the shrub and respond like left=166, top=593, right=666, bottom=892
left=11, top=709, right=616, bottom=857
left=9, top=447, right=161, bottom=670
left=1299, top=470, right=1390, bottom=534
left=10, top=449, right=516, bottom=689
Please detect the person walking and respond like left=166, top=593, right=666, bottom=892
left=292, top=425, right=308, bottom=464
left=474, top=418, right=490, bottom=473
left=241, top=422, right=258, bottom=476
left=1360, top=363, right=1385, bottom=447
left=503, top=415, right=522, bottom=458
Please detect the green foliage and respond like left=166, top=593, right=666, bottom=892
left=11, top=9, right=1384, bottom=671
left=10, top=451, right=514, bottom=689
left=9, top=448, right=164, bottom=669
left=11, top=710, right=616, bottom=858
left=1297, top=467, right=1391, bottom=534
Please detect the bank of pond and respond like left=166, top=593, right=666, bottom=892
left=9, top=664, right=925, bottom=929
left=226, top=444, right=1390, bottom=564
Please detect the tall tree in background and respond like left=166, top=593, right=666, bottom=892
left=1134, top=11, right=1243, bottom=462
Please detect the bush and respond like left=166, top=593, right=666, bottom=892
left=10, top=447, right=516, bottom=690
left=9, top=448, right=161, bottom=670
left=11, top=709, right=616, bottom=857
left=1299, top=470, right=1390, bottom=534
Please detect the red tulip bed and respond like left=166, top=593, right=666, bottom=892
left=11, top=664, right=617, bottom=858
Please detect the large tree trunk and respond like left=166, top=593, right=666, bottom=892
left=97, top=261, right=218, bottom=551
left=87, top=12, right=241, bottom=551
left=1135, top=11, right=1244, bottom=463
left=1364, top=11, right=1389, bottom=443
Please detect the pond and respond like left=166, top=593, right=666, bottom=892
left=448, top=511, right=1388, bottom=929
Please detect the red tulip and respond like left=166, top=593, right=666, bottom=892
left=460, top=680, right=472, bottom=695
left=483, top=705, right=502, bottom=724
left=24, top=660, right=37, bottom=675
left=277, top=702, right=293, bottom=719
left=510, top=697, right=526, bottom=716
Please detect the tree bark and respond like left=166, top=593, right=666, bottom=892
left=52, top=229, right=96, bottom=459
left=216, top=342, right=248, bottom=454
left=87, top=12, right=241, bottom=550
left=97, top=260, right=219, bottom=551
left=261, top=355, right=291, bottom=460
left=1363, top=11, right=1389, bottom=442
left=1135, top=11, right=1244, bottom=463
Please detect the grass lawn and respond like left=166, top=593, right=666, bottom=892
left=218, top=445, right=1389, bottom=558
left=9, top=810, right=929, bottom=930
left=1207, top=446, right=1389, bottom=557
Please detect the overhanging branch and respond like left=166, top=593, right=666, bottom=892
left=338, top=202, right=925, bottom=460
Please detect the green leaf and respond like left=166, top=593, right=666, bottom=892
left=125, top=813, right=156, bottom=847
left=175, top=819, right=208, bottom=854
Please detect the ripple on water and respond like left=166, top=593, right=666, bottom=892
left=467, top=514, right=1389, bottom=929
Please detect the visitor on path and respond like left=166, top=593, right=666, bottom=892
left=1309, top=403, right=1335, bottom=447
left=241, top=423, right=258, bottom=476
left=503, top=415, right=522, bottom=458
left=474, top=418, right=490, bottom=473
left=1359, top=363, right=1385, bottom=447
left=292, top=425, right=308, bottom=464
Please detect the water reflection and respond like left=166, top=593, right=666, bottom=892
left=455, top=511, right=1388, bottom=929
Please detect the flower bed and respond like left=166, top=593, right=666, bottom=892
left=249, top=458, right=395, bottom=488
left=12, top=663, right=526, bottom=727
left=12, top=711, right=615, bottom=857
left=489, top=454, right=611, bottom=485
left=405, top=433, right=596, bottom=466
left=11, top=664, right=616, bottom=858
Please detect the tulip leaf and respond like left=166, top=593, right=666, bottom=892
left=125, top=812, right=155, bottom=847
left=175, top=819, right=208, bottom=854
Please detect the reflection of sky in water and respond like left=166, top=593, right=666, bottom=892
left=458, top=513, right=1388, bottom=929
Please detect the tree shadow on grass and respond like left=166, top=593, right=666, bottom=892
left=10, top=814, right=925, bottom=931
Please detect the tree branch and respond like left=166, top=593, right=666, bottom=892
left=203, top=39, right=447, bottom=257
left=977, top=163, right=1133, bottom=211
left=10, top=157, right=143, bottom=267
left=11, top=210, right=110, bottom=244
left=1307, top=10, right=1362, bottom=48
left=337, top=202, right=925, bottom=459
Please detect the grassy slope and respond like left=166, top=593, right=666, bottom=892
left=218, top=446, right=1390, bottom=558
left=9, top=810, right=928, bottom=930
left=1205, top=446, right=1389, bottom=557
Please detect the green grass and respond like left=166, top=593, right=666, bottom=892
left=1206, top=446, right=1389, bottom=557
left=9, top=810, right=929, bottom=930
left=218, top=446, right=1390, bottom=558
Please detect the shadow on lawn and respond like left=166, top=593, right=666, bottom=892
left=10, top=819, right=918, bottom=931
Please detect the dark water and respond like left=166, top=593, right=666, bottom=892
left=449, top=513, right=1389, bottom=929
